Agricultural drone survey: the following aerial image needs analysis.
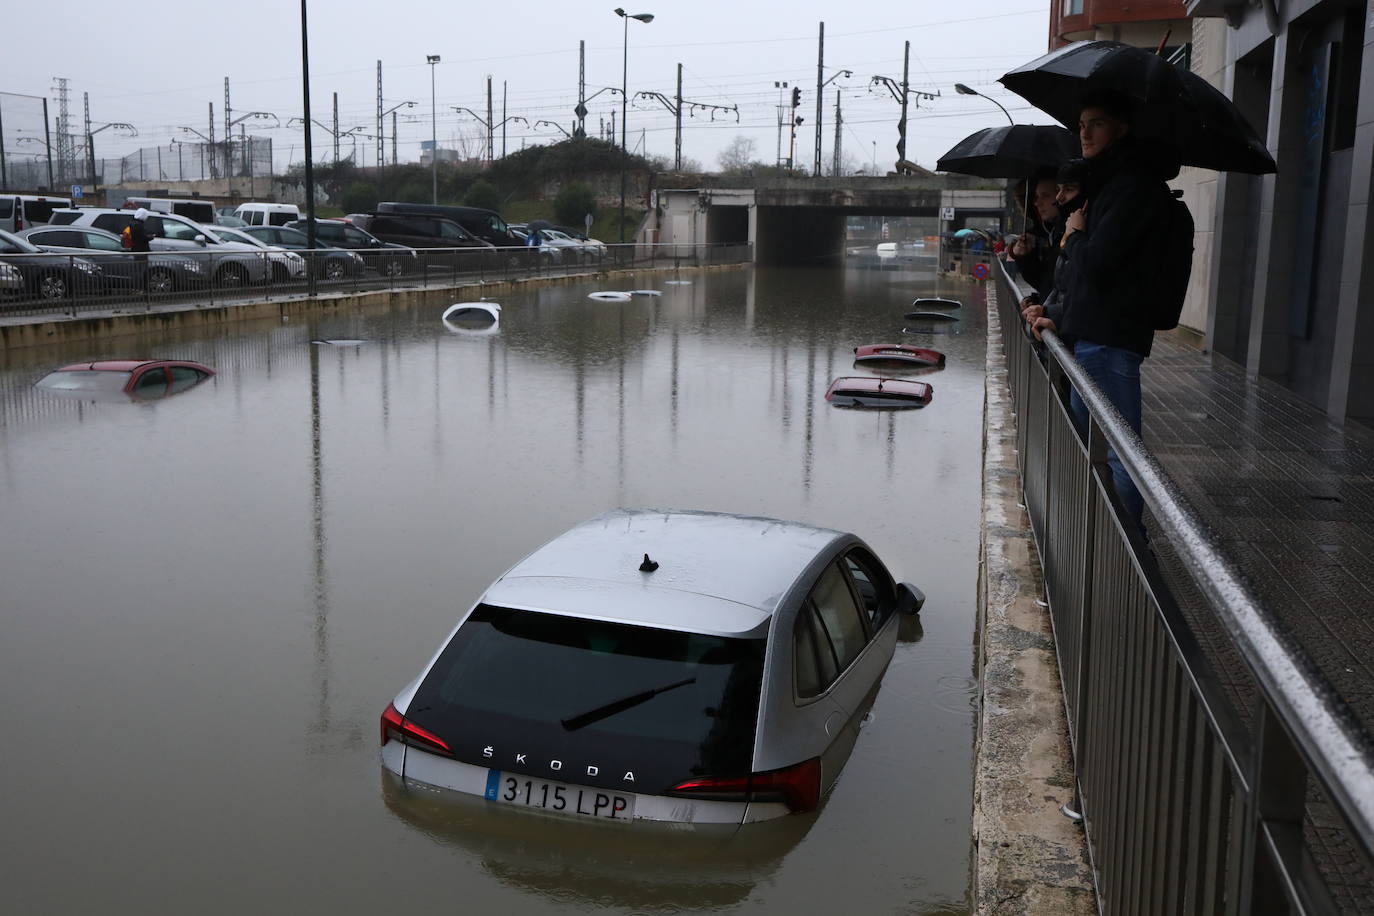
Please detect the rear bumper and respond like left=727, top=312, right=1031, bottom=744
left=381, top=746, right=788, bottom=825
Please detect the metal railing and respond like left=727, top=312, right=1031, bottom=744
left=0, top=242, right=752, bottom=320
left=994, top=258, right=1374, bottom=913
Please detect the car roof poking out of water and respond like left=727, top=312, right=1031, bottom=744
left=382, top=508, right=924, bottom=827
left=35, top=359, right=215, bottom=402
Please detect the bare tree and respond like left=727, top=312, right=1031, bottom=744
left=717, top=136, right=757, bottom=173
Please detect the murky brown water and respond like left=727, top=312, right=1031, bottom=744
left=0, top=262, right=985, bottom=914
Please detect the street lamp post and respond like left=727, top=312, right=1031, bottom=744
left=615, top=8, right=653, bottom=245
left=300, top=0, right=316, bottom=295
left=379, top=101, right=416, bottom=167
left=954, top=83, right=1013, bottom=125
left=427, top=54, right=440, bottom=204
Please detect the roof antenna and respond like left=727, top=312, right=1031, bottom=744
left=639, top=553, right=659, bottom=572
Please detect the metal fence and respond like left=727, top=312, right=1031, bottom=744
left=0, top=242, right=752, bottom=320
left=994, top=258, right=1374, bottom=913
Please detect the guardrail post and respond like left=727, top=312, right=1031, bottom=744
left=1242, top=701, right=1316, bottom=914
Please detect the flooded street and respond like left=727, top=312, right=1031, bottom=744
left=1, top=263, right=986, bottom=914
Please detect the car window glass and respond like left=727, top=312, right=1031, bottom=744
left=809, top=562, right=868, bottom=671
left=34, top=230, right=76, bottom=247
left=313, top=224, right=342, bottom=241
left=277, top=228, right=308, bottom=245
left=0, top=199, right=12, bottom=218
left=844, top=549, right=895, bottom=628
left=438, top=220, right=468, bottom=239
left=794, top=602, right=839, bottom=698
left=343, top=227, right=371, bottom=245
left=168, top=366, right=206, bottom=394
left=23, top=200, right=68, bottom=223
left=92, top=213, right=133, bottom=233
left=83, top=232, right=123, bottom=251
left=132, top=367, right=168, bottom=391
left=268, top=212, right=293, bottom=226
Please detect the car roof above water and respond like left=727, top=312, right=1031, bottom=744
left=484, top=509, right=846, bottom=638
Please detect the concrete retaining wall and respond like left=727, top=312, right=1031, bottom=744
left=975, top=288, right=1095, bottom=913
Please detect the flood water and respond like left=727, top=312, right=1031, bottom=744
left=0, top=263, right=987, bottom=914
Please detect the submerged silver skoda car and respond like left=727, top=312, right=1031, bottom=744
left=381, top=509, right=923, bottom=825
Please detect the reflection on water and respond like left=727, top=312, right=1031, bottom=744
left=0, top=264, right=986, bottom=914
left=383, top=772, right=809, bottom=910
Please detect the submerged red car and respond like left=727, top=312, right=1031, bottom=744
left=36, top=360, right=215, bottom=401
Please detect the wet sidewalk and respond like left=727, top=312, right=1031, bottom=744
left=1142, top=338, right=1374, bottom=736
left=1142, top=337, right=1374, bottom=913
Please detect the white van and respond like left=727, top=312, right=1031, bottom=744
left=123, top=196, right=218, bottom=225
left=235, top=203, right=300, bottom=227
left=0, top=194, right=74, bottom=232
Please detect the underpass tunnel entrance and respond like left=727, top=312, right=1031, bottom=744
left=755, top=206, right=847, bottom=266
left=706, top=205, right=749, bottom=246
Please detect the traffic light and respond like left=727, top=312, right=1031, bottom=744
left=791, top=87, right=801, bottom=108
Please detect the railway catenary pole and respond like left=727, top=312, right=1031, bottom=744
left=814, top=22, right=823, bottom=177
left=300, top=0, right=317, bottom=295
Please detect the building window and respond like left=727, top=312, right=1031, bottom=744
left=1062, top=0, right=1084, bottom=15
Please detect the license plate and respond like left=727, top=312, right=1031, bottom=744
left=485, top=771, right=635, bottom=821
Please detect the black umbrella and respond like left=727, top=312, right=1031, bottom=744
left=936, top=124, right=1080, bottom=178
left=527, top=219, right=554, bottom=231
left=999, top=40, right=1276, bottom=175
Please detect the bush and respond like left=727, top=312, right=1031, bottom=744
left=554, top=182, right=598, bottom=227
left=340, top=181, right=379, bottom=215
left=463, top=178, right=501, bottom=211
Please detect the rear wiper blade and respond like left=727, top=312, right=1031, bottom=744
left=560, top=677, right=696, bottom=731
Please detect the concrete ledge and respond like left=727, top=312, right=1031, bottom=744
left=974, top=289, right=1095, bottom=913
left=0, top=263, right=743, bottom=351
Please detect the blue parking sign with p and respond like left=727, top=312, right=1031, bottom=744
left=71, top=185, right=83, bottom=199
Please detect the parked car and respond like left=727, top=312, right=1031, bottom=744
left=544, top=228, right=601, bottom=262
left=0, top=227, right=103, bottom=300
left=0, top=194, right=74, bottom=233
left=285, top=218, right=418, bottom=277
left=554, top=225, right=608, bottom=254
left=46, top=209, right=270, bottom=288
left=381, top=508, right=924, bottom=825
left=35, top=359, right=215, bottom=402
left=215, top=215, right=249, bottom=228
left=345, top=213, right=494, bottom=267
left=238, top=225, right=366, bottom=281
left=121, top=196, right=218, bottom=225
left=18, top=226, right=207, bottom=293
left=207, top=225, right=309, bottom=282
left=235, top=202, right=300, bottom=227
left=375, top=202, right=524, bottom=247
left=507, top=224, right=564, bottom=263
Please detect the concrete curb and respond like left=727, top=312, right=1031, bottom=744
left=974, top=288, right=1095, bottom=913
left=0, top=262, right=743, bottom=351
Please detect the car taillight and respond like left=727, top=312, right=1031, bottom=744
left=380, top=702, right=454, bottom=758
left=668, top=757, right=822, bottom=813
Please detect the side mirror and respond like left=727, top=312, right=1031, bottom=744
left=194, top=235, right=207, bottom=246
left=369, top=238, right=382, bottom=247
left=895, top=582, right=925, bottom=616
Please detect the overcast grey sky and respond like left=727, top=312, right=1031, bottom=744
left=3, top=0, right=1057, bottom=175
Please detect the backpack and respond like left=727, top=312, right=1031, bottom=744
left=121, top=225, right=133, bottom=250
left=1146, top=189, right=1194, bottom=331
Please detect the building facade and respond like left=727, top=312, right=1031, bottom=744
left=1187, top=0, right=1372, bottom=424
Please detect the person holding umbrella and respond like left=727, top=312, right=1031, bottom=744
left=1009, top=166, right=1062, bottom=301
left=1027, top=89, right=1183, bottom=530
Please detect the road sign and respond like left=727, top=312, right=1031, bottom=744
left=584, top=212, right=593, bottom=231
left=941, top=206, right=955, bottom=221
left=71, top=185, right=84, bottom=199
left=972, top=262, right=990, bottom=280
left=574, top=103, right=588, bottom=120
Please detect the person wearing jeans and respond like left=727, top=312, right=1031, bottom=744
left=1026, top=90, right=1184, bottom=534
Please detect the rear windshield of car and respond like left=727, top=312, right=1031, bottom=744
left=405, top=605, right=766, bottom=792
left=23, top=201, right=70, bottom=223
left=47, top=211, right=81, bottom=225
left=37, top=370, right=131, bottom=391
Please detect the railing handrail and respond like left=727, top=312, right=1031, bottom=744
left=999, top=257, right=1374, bottom=853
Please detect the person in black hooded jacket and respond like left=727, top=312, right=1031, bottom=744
left=1028, top=90, right=1182, bottom=531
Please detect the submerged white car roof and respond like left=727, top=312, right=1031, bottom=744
left=483, top=509, right=846, bottom=638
